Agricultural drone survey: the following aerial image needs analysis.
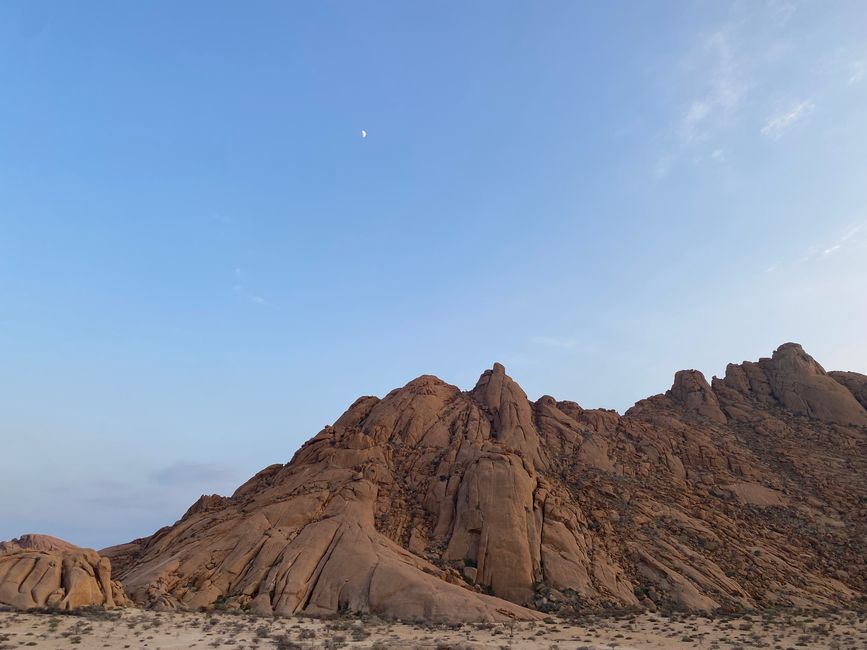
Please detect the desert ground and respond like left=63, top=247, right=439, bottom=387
left=1, top=607, right=866, bottom=649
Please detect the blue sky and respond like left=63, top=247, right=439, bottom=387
left=1, top=1, right=866, bottom=549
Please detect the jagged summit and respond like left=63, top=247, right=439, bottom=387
left=5, top=343, right=864, bottom=621
left=716, top=342, right=867, bottom=426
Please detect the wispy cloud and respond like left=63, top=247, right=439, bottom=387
left=850, top=59, right=867, bottom=85
left=767, top=0, right=797, bottom=26
left=800, top=221, right=867, bottom=262
left=677, top=30, right=747, bottom=145
left=657, top=28, right=747, bottom=178
left=679, top=101, right=712, bottom=143
left=532, top=336, right=577, bottom=349
left=761, top=100, right=815, bottom=140
left=152, top=462, right=235, bottom=486
left=654, top=155, right=672, bottom=179
left=232, top=267, right=272, bottom=306
left=821, top=222, right=866, bottom=257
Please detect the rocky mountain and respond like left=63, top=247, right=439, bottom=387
left=0, top=535, right=128, bottom=610
left=91, top=343, right=866, bottom=622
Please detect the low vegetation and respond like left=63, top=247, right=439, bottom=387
left=1, top=606, right=866, bottom=649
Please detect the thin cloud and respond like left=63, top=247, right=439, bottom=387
left=822, top=222, right=865, bottom=257
left=152, top=462, right=235, bottom=486
left=533, top=336, right=577, bottom=349
left=761, top=101, right=815, bottom=140
left=679, top=101, right=711, bottom=143
left=83, top=492, right=174, bottom=512
left=679, top=31, right=747, bottom=143
left=850, top=59, right=867, bottom=85
left=800, top=221, right=867, bottom=262
left=658, top=28, right=747, bottom=177
left=767, top=0, right=797, bottom=26
left=654, top=156, right=672, bottom=180
left=231, top=278, right=272, bottom=306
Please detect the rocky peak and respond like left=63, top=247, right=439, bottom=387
left=355, top=374, right=462, bottom=447
left=182, top=494, right=229, bottom=520
left=758, top=343, right=867, bottom=426
left=471, top=363, right=547, bottom=467
left=766, top=342, right=827, bottom=376
left=470, top=362, right=511, bottom=409
left=668, top=369, right=727, bottom=423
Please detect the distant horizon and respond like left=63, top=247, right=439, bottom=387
left=2, top=0, right=866, bottom=549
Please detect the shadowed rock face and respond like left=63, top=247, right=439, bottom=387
left=102, top=343, right=867, bottom=621
left=0, top=535, right=129, bottom=610
left=830, top=371, right=867, bottom=411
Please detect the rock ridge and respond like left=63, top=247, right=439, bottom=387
left=14, top=343, right=867, bottom=621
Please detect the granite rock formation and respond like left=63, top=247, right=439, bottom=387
left=100, top=343, right=867, bottom=620
left=0, top=535, right=128, bottom=610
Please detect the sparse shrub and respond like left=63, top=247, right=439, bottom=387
left=350, top=626, right=370, bottom=641
left=274, top=636, right=302, bottom=650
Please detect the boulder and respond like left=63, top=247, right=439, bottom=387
left=0, top=535, right=128, bottom=610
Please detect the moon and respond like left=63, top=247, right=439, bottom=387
left=361, top=130, right=367, bottom=139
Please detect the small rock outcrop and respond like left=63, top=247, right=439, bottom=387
left=717, top=343, right=867, bottom=426
left=830, top=370, right=867, bottom=411
left=0, top=535, right=128, bottom=610
left=668, top=369, right=727, bottom=423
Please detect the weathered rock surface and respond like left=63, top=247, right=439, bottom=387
left=668, top=369, right=727, bottom=423
left=0, top=535, right=128, bottom=610
left=104, top=343, right=867, bottom=620
left=830, top=370, right=867, bottom=411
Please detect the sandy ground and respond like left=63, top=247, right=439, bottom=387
left=1, top=607, right=866, bottom=649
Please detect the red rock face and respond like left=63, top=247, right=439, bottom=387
left=103, top=343, right=867, bottom=621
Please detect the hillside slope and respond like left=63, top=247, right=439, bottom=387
left=104, top=343, right=867, bottom=621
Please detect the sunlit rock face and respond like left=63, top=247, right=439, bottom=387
left=0, top=535, right=129, bottom=610
left=98, top=343, right=866, bottom=621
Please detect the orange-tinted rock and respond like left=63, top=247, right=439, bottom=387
left=668, top=370, right=727, bottom=423
left=719, top=343, right=867, bottom=426
left=830, top=370, right=867, bottom=411
left=105, top=343, right=866, bottom=619
left=0, top=535, right=128, bottom=610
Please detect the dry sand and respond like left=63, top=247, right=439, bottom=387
left=1, top=607, right=866, bottom=649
